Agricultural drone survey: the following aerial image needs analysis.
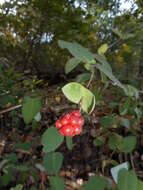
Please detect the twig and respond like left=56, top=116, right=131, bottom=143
left=86, top=66, right=95, bottom=88
left=0, top=104, right=22, bottom=115
left=0, top=91, right=10, bottom=97
left=130, top=153, right=136, bottom=172
left=15, top=149, right=31, bottom=155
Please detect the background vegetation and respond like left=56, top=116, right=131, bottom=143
left=0, top=0, right=143, bottom=189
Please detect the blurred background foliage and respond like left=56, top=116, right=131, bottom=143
left=0, top=0, right=143, bottom=86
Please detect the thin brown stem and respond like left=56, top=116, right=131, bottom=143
left=0, top=104, right=22, bottom=115
left=86, top=66, right=95, bottom=88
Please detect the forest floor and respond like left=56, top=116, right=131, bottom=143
left=0, top=81, right=143, bottom=190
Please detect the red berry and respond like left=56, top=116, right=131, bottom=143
left=69, top=116, right=79, bottom=125
left=60, top=117, right=69, bottom=125
left=59, top=125, right=73, bottom=136
left=78, top=117, right=84, bottom=127
left=56, top=120, right=62, bottom=129
left=64, top=113, right=71, bottom=120
left=72, top=125, right=82, bottom=136
left=71, top=110, right=81, bottom=117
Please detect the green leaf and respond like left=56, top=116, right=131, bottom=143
left=109, top=134, right=123, bottom=150
left=93, top=136, right=105, bottom=147
left=58, top=40, right=95, bottom=62
left=93, top=54, right=126, bottom=92
left=120, top=136, right=136, bottom=153
left=22, top=96, right=41, bottom=124
left=84, top=62, right=91, bottom=70
left=5, top=153, right=18, bottom=164
left=49, top=176, right=65, bottom=190
left=0, top=95, right=15, bottom=108
left=0, top=167, right=13, bottom=186
left=94, top=54, right=112, bottom=73
left=100, top=115, right=113, bottom=128
left=10, top=184, right=23, bottom=190
left=13, top=142, right=31, bottom=151
left=41, top=127, right=64, bottom=153
left=66, top=136, right=73, bottom=150
left=111, top=162, right=129, bottom=183
left=62, top=82, right=95, bottom=114
left=125, top=85, right=139, bottom=99
left=98, top=44, right=108, bottom=55
left=137, top=180, right=143, bottom=190
left=84, top=176, right=108, bottom=190
left=117, top=169, right=137, bottom=190
left=43, top=152, right=63, bottom=175
left=76, top=73, right=91, bottom=83
left=65, top=58, right=81, bottom=74
left=135, top=107, right=142, bottom=120
left=119, top=99, right=130, bottom=116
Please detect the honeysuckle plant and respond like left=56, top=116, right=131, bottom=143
left=39, top=40, right=142, bottom=189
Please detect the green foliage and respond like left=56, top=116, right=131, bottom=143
left=137, top=180, right=143, bottom=190
left=65, top=58, right=81, bottom=74
left=10, top=184, right=23, bottom=190
left=120, top=118, right=130, bottom=128
left=100, top=115, right=114, bottom=128
left=49, top=176, right=65, bottom=190
left=62, top=82, right=95, bottom=113
left=109, top=133, right=123, bottom=150
left=41, top=127, right=64, bottom=153
left=22, top=96, right=41, bottom=124
left=117, top=169, right=137, bottom=190
left=66, top=136, right=73, bottom=150
left=111, top=162, right=129, bottom=183
left=0, top=95, right=16, bottom=108
left=0, top=1, right=143, bottom=189
left=84, top=176, right=108, bottom=190
left=76, top=73, right=91, bottom=83
left=119, top=99, right=130, bottom=116
left=109, top=134, right=136, bottom=153
left=125, top=85, right=139, bottom=99
left=93, top=136, right=105, bottom=147
left=43, top=152, right=63, bottom=175
left=120, top=136, right=137, bottom=153
left=98, top=43, right=108, bottom=55
left=58, top=40, right=95, bottom=62
left=13, top=142, right=31, bottom=151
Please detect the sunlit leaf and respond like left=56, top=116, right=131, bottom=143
left=62, top=82, right=95, bottom=114
left=98, top=43, right=108, bottom=55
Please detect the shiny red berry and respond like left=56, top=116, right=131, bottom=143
left=78, top=117, right=84, bottom=127
left=60, top=117, right=69, bottom=126
left=64, top=113, right=71, bottom=120
left=72, top=125, right=82, bottom=136
left=71, top=110, right=81, bottom=117
left=56, top=120, right=62, bottom=129
left=59, top=125, right=73, bottom=136
left=69, top=116, right=79, bottom=125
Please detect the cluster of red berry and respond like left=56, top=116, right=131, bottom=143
left=56, top=110, right=84, bottom=137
